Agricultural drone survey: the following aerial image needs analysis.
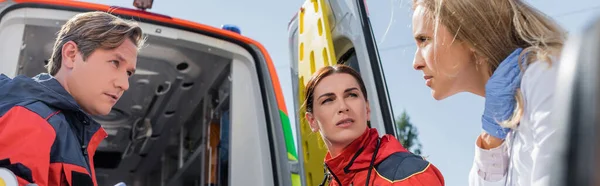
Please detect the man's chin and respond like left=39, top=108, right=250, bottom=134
left=86, top=106, right=112, bottom=116
left=99, top=107, right=115, bottom=116
left=98, top=110, right=111, bottom=116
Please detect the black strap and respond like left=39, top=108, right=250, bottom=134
left=344, top=146, right=365, bottom=174
left=365, top=138, right=381, bottom=186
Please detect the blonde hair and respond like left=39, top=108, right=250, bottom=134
left=413, top=0, right=566, bottom=128
left=47, top=11, right=145, bottom=75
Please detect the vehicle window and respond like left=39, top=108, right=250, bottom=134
left=338, top=48, right=360, bottom=74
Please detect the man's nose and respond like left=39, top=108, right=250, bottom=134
left=115, top=73, right=130, bottom=91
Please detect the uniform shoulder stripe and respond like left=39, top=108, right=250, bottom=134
left=374, top=151, right=430, bottom=182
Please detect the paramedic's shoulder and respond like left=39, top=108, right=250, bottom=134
left=376, top=152, right=445, bottom=185
left=0, top=74, right=61, bottom=186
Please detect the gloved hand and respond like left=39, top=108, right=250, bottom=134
left=482, top=48, right=525, bottom=139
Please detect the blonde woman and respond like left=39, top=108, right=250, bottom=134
left=410, top=0, right=566, bottom=185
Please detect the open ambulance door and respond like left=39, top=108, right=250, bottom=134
left=551, top=15, right=600, bottom=186
left=287, top=0, right=396, bottom=185
left=0, top=1, right=297, bottom=185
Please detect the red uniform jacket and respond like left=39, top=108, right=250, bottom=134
left=0, top=73, right=107, bottom=186
left=321, top=128, right=445, bottom=186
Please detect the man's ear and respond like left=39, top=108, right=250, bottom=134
left=305, top=112, right=319, bottom=132
left=61, top=41, right=79, bottom=69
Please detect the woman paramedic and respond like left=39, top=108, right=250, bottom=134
left=410, top=0, right=567, bottom=185
left=302, top=64, right=445, bottom=186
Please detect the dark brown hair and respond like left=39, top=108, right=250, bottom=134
left=47, top=11, right=145, bottom=75
left=302, top=64, right=368, bottom=113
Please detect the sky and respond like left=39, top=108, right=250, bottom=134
left=83, top=0, right=600, bottom=185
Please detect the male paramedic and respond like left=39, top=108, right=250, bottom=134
left=0, top=11, right=144, bottom=186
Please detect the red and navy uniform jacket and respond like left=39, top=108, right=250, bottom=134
left=0, top=73, right=107, bottom=186
left=321, top=128, right=445, bottom=186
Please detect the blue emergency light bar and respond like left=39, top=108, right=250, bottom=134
left=221, top=24, right=241, bottom=34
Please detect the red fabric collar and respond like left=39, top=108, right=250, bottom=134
left=324, top=128, right=408, bottom=184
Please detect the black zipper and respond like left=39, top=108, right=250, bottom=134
left=80, top=115, right=92, bottom=176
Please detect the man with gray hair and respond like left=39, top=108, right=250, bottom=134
left=0, top=11, right=144, bottom=186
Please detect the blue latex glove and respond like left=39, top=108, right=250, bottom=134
left=482, top=48, right=525, bottom=139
